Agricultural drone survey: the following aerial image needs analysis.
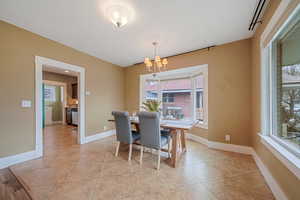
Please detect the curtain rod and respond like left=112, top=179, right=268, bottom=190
left=146, top=73, right=203, bottom=82
left=248, top=0, right=266, bottom=31
left=167, top=45, right=216, bottom=58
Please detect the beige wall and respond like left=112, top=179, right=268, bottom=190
left=125, top=39, right=252, bottom=146
left=43, top=71, right=77, bottom=105
left=251, top=1, right=300, bottom=199
left=0, top=20, right=125, bottom=157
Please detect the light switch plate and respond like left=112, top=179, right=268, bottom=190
left=86, top=91, right=91, bottom=96
left=21, top=100, right=32, bottom=108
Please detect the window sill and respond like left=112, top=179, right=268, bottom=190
left=259, top=134, right=300, bottom=180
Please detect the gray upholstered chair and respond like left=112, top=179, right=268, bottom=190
left=112, top=111, right=140, bottom=161
left=137, top=111, right=171, bottom=170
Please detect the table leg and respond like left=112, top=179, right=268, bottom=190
left=171, top=130, right=178, bottom=168
left=178, top=132, right=182, bottom=152
left=181, top=129, right=187, bottom=153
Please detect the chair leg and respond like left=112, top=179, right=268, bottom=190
left=115, top=141, right=120, bottom=157
left=128, top=144, right=132, bottom=161
left=168, top=140, right=171, bottom=158
left=139, top=146, right=144, bottom=165
left=157, top=149, right=161, bottom=170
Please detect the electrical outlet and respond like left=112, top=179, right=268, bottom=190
left=103, top=126, right=107, bottom=131
left=225, top=134, right=231, bottom=142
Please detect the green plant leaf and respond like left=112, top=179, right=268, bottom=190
left=141, top=100, right=161, bottom=112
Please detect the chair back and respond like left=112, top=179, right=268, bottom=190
left=138, top=111, right=161, bottom=149
left=112, top=111, right=132, bottom=144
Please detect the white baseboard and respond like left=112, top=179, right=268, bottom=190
left=0, top=150, right=41, bottom=169
left=45, top=121, right=63, bottom=126
left=207, top=141, right=253, bottom=155
left=186, top=133, right=288, bottom=200
left=84, top=129, right=116, bottom=144
left=252, top=151, right=288, bottom=200
left=186, top=133, right=252, bottom=155
left=52, top=121, right=63, bottom=124
left=186, top=133, right=209, bottom=146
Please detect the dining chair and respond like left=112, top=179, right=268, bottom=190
left=137, top=111, right=171, bottom=170
left=112, top=111, right=140, bottom=161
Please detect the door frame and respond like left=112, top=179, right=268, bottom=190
left=35, top=56, right=86, bottom=157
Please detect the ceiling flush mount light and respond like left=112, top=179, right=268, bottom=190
left=144, top=42, right=168, bottom=74
left=64, top=70, right=69, bottom=73
left=106, top=5, right=131, bottom=28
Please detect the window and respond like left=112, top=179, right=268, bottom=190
left=263, top=7, right=300, bottom=158
left=140, top=65, right=208, bottom=128
left=162, top=93, right=175, bottom=103
left=196, top=75, right=204, bottom=121
left=44, top=85, right=56, bottom=102
left=161, top=78, right=193, bottom=121
left=144, top=80, right=159, bottom=100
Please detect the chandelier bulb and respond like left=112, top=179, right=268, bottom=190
left=155, top=56, right=161, bottom=62
left=162, top=58, right=168, bottom=65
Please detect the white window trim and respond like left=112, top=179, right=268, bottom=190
left=139, top=65, right=208, bottom=129
left=195, top=66, right=208, bottom=129
left=259, top=134, right=300, bottom=179
left=260, top=2, right=300, bottom=180
left=260, top=0, right=292, bottom=46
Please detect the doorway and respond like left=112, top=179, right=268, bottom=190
left=35, top=56, right=86, bottom=157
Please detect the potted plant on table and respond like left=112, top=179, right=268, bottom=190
left=141, top=100, right=161, bottom=113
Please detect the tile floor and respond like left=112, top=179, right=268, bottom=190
left=10, top=125, right=275, bottom=200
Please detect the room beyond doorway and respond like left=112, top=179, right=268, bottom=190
left=42, top=69, right=79, bottom=154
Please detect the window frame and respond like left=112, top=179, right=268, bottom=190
left=260, top=3, right=300, bottom=179
left=162, top=93, right=175, bottom=103
left=139, top=65, right=208, bottom=129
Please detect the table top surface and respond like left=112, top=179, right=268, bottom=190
left=108, top=118, right=193, bottom=130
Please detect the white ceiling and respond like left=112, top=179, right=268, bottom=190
left=43, top=65, right=79, bottom=77
left=0, top=0, right=259, bottom=67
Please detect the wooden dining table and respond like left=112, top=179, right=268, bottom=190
left=108, top=118, right=193, bottom=168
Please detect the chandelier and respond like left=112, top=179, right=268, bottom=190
left=144, top=42, right=168, bottom=73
